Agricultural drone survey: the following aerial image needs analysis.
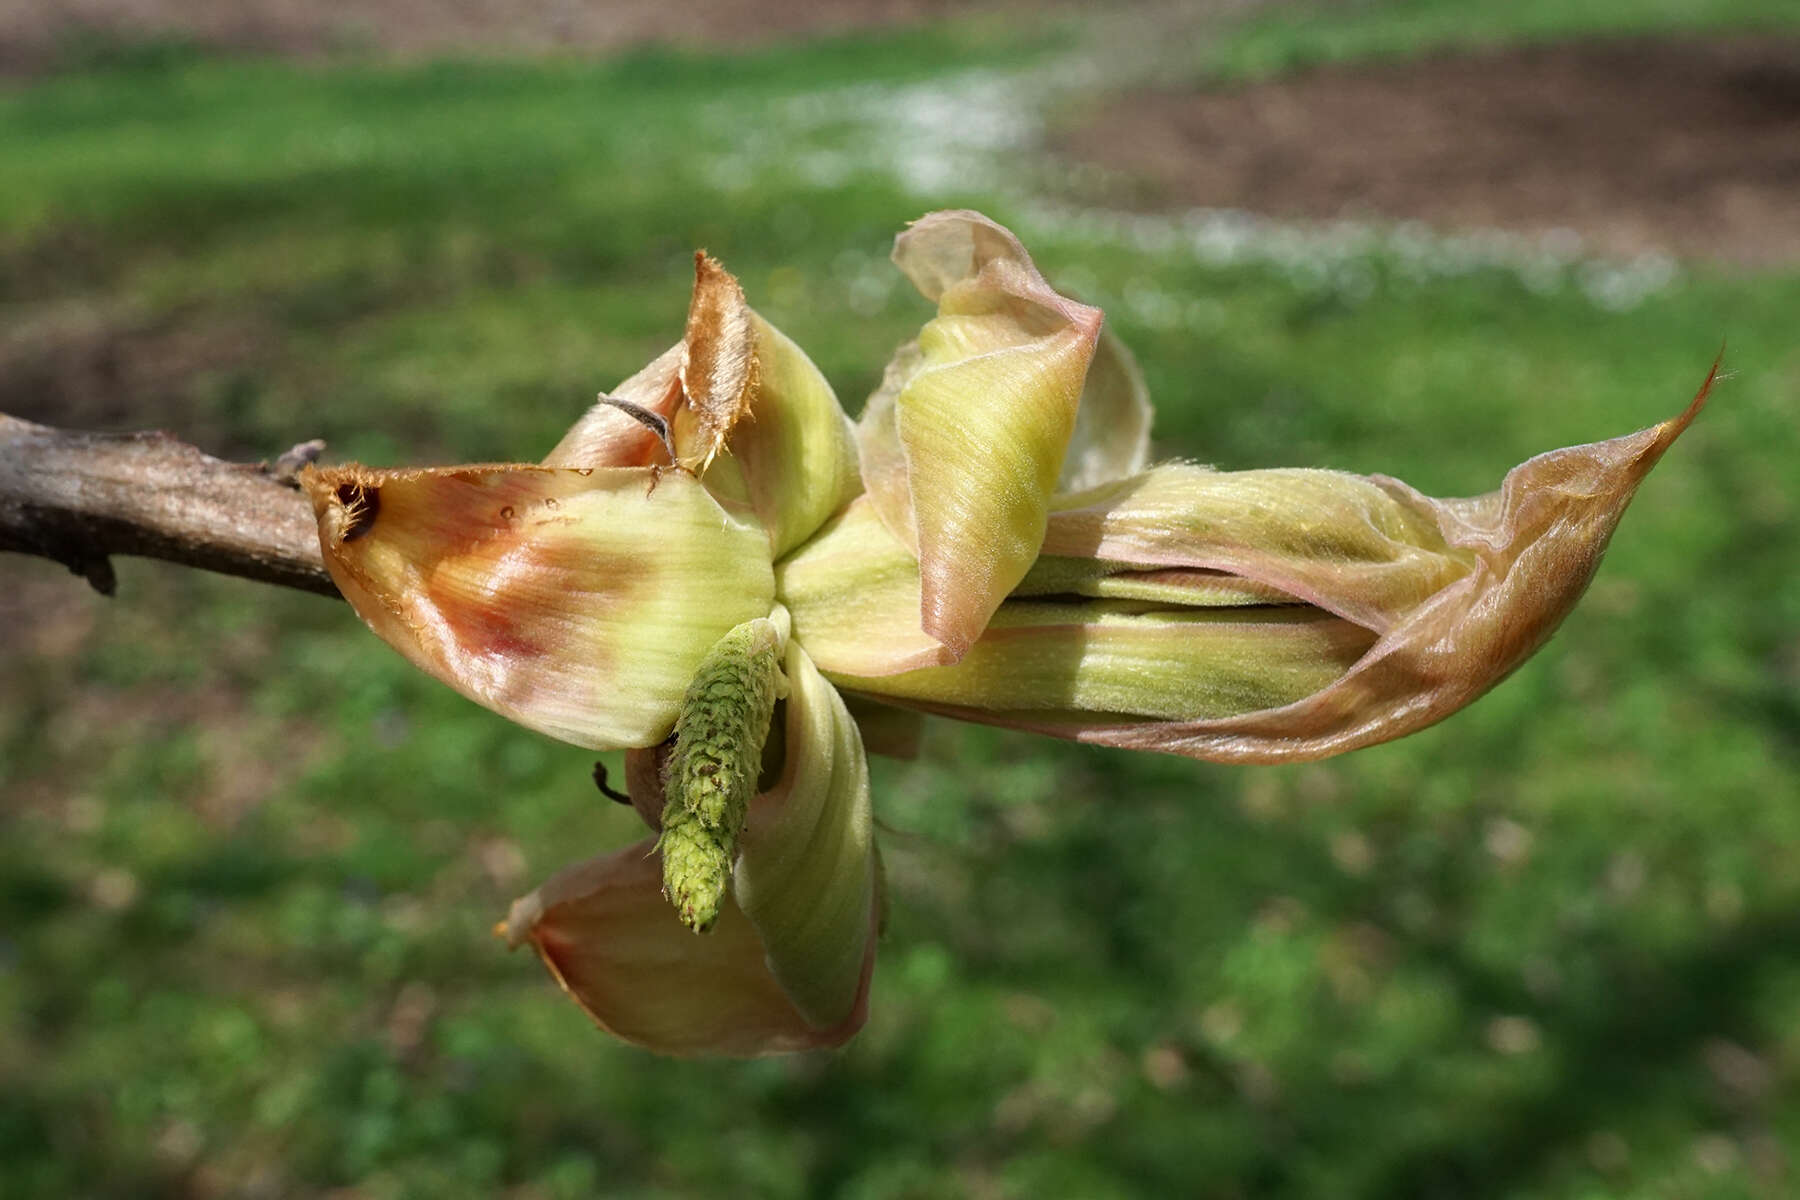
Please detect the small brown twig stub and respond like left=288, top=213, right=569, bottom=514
left=0, top=413, right=338, bottom=598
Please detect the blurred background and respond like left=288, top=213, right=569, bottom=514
left=4, top=1, right=1799, bottom=1196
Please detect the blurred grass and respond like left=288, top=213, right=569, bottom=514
left=3, top=3, right=1799, bottom=1198
left=1205, top=0, right=1800, bottom=79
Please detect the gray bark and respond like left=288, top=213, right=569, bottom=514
left=0, top=412, right=336, bottom=597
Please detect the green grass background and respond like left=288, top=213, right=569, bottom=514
left=3, top=3, right=1797, bottom=1196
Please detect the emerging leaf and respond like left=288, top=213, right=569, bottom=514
left=837, top=600, right=1375, bottom=721
left=734, top=640, right=879, bottom=1030
left=1041, top=464, right=1476, bottom=633
left=777, top=497, right=959, bottom=676
left=857, top=210, right=1104, bottom=661
left=1059, top=325, right=1153, bottom=492
left=727, top=313, right=862, bottom=559
left=872, top=376, right=1714, bottom=761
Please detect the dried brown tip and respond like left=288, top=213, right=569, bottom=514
left=330, top=482, right=380, bottom=543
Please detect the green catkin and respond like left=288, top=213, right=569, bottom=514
left=659, top=618, right=784, bottom=932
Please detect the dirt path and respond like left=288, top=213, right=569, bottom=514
left=1059, top=36, right=1800, bottom=266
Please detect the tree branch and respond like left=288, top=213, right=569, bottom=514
left=0, top=412, right=338, bottom=598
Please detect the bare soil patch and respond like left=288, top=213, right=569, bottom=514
left=1060, top=37, right=1800, bottom=265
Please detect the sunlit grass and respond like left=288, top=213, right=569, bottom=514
left=1204, top=0, right=1800, bottom=80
